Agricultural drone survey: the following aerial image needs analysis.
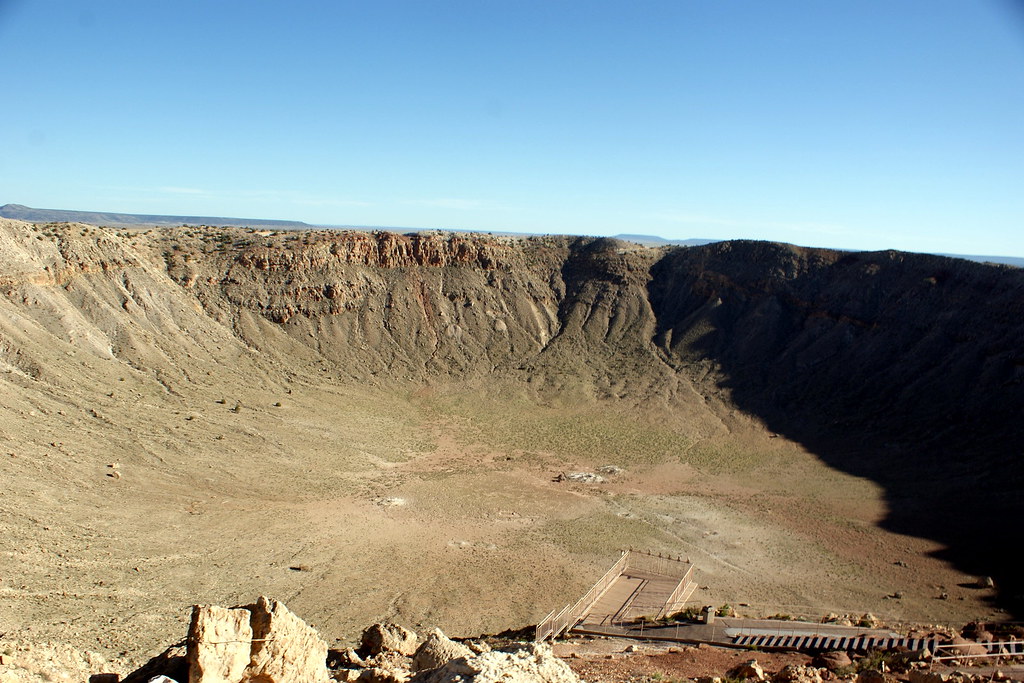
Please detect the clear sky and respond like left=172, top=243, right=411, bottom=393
left=1, top=1, right=1023, bottom=256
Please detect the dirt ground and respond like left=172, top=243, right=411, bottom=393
left=0, top=370, right=1002, bottom=676
left=554, top=637, right=816, bottom=683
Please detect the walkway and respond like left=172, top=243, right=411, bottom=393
left=535, top=550, right=695, bottom=641
left=572, top=616, right=949, bottom=654
left=581, top=568, right=683, bottom=626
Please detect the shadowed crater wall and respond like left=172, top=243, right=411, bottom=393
left=648, top=240, right=1024, bottom=615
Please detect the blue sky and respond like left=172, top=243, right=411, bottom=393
left=1, top=1, right=1023, bottom=256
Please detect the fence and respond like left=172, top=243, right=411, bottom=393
left=623, top=549, right=691, bottom=578
left=933, top=640, right=1024, bottom=664
left=535, top=549, right=696, bottom=641
left=657, top=563, right=696, bottom=619
left=535, top=550, right=629, bottom=641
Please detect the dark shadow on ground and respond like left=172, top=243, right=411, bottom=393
left=646, top=241, right=1024, bottom=618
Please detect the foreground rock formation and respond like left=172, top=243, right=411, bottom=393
left=188, top=597, right=328, bottom=683
left=2, top=595, right=1019, bottom=683
left=176, top=599, right=578, bottom=683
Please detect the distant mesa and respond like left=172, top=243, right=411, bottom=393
left=0, top=203, right=311, bottom=230
left=611, top=234, right=720, bottom=248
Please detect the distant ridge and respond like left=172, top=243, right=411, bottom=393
left=937, top=252, right=1024, bottom=268
left=3, top=203, right=1020, bottom=267
left=612, top=234, right=719, bottom=247
left=0, top=203, right=311, bottom=230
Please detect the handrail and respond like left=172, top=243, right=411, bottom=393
left=536, top=550, right=697, bottom=640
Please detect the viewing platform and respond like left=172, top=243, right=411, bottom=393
left=535, top=550, right=696, bottom=641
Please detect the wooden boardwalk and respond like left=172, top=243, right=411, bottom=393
left=581, top=568, right=682, bottom=626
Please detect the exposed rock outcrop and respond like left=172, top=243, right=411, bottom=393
left=774, top=665, right=823, bottom=683
left=360, top=622, right=420, bottom=658
left=412, top=629, right=474, bottom=672
left=813, top=651, right=852, bottom=671
left=729, top=659, right=765, bottom=681
left=419, top=642, right=578, bottom=683
left=187, top=597, right=328, bottom=683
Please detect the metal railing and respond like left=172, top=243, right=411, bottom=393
left=535, top=549, right=696, bottom=640
left=623, top=549, right=691, bottom=577
left=933, top=640, right=1024, bottom=663
left=657, top=563, right=697, bottom=619
left=535, top=550, right=629, bottom=641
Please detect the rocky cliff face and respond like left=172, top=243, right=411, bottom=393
left=2, top=218, right=1022, bottom=615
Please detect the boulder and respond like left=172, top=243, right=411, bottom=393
left=859, top=613, right=880, bottom=628
left=360, top=623, right=419, bottom=658
left=412, top=629, right=473, bottom=671
left=187, top=597, right=329, bottom=683
left=908, top=671, right=948, bottom=683
left=421, top=642, right=579, bottom=683
left=357, top=666, right=409, bottom=683
left=947, top=637, right=988, bottom=657
left=775, top=665, right=824, bottom=683
left=360, top=651, right=410, bottom=681
left=972, top=630, right=994, bottom=644
left=814, top=652, right=853, bottom=671
left=188, top=605, right=253, bottom=683
left=857, top=670, right=888, bottom=683
left=729, top=659, right=765, bottom=681
left=327, top=649, right=365, bottom=670
left=247, top=596, right=329, bottom=683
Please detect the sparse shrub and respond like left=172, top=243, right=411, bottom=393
left=670, top=606, right=703, bottom=621
left=717, top=603, right=733, bottom=617
left=855, top=650, right=894, bottom=673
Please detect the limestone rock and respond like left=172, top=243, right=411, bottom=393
left=729, top=659, right=765, bottom=681
left=188, top=605, right=253, bottom=683
left=187, top=597, right=328, bottom=683
left=359, top=651, right=411, bottom=682
left=360, top=623, right=419, bottom=658
left=422, top=642, right=579, bottom=683
left=775, top=665, right=824, bottom=683
left=412, top=629, right=473, bottom=671
left=357, top=666, right=409, bottom=683
left=565, top=472, right=605, bottom=484
left=247, top=596, right=329, bottom=683
left=859, top=613, right=880, bottom=628
left=328, top=649, right=364, bottom=670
